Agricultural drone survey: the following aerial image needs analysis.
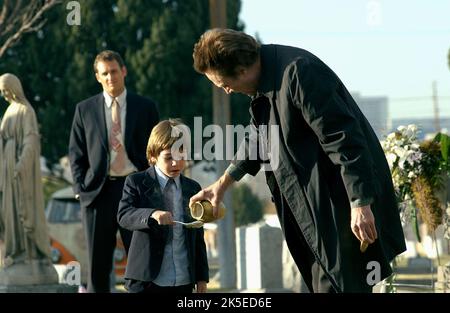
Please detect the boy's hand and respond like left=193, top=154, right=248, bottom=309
left=151, top=210, right=174, bottom=225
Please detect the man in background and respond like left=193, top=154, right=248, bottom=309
left=69, top=50, right=159, bottom=292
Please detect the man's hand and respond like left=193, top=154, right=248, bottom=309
left=189, top=172, right=235, bottom=217
left=196, top=281, right=207, bottom=293
left=351, top=205, right=378, bottom=245
left=151, top=210, right=174, bottom=225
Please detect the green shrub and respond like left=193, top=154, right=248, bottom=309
left=232, top=184, right=264, bottom=227
left=42, top=175, right=70, bottom=206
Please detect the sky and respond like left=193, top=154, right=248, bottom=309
left=239, top=0, right=450, bottom=119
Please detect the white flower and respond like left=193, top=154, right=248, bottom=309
left=386, top=153, right=397, bottom=169
left=404, top=124, right=419, bottom=140
left=398, top=158, right=406, bottom=170
left=397, top=125, right=406, bottom=132
left=393, top=146, right=406, bottom=158
left=407, top=124, right=418, bottom=132
left=387, top=132, right=396, bottom=141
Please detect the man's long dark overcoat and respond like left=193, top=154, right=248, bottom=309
left=234, top=44, right=406, bottom=292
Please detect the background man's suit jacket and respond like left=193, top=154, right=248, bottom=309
left=117, top=166, right=209, bottom=284
left=69, top=92, right=159, bottom=208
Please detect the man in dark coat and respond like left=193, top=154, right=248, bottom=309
left=190, top=28, right=406, bottom=292
left=69, top=50, right=159, bottom=292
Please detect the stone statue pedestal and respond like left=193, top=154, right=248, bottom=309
left=0, top=259, right=76, bottom=293
left=0, top=284, right=77, bottom=293
left=0, top=259, right=58, bottom=285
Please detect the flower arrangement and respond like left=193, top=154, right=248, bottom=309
left=381, top=124, right=450, bottom=234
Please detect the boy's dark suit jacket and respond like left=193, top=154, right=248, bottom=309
left=117, top=166, right=209, bottom=285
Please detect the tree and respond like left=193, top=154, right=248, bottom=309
left=232, top=184, right=264, bottom=227
left=0, top=0, right=61, bottom=58
left=126, top=0, right=212, bottom=127
left=0, top=0, right=245, bottom=167
left=0, top=0, right=122, bottom=165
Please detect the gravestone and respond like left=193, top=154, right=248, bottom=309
left=235, top=222, right=288, bottom=292
left=0, top=259, right=76, bottom=292
left=435, top=262, right=450, bottom=292
left=282, top=240, right=310, bottom=293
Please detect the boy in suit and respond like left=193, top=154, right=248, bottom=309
left=117, top=119, right=209, bottom=293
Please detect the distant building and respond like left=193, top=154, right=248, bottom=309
left=352, top=92, right=390, bottom=139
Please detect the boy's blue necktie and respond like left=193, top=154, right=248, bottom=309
left=163, top=178, right=175, bottom=241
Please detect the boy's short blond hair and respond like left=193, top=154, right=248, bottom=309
left=146, top=119, right=187, bottom=165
